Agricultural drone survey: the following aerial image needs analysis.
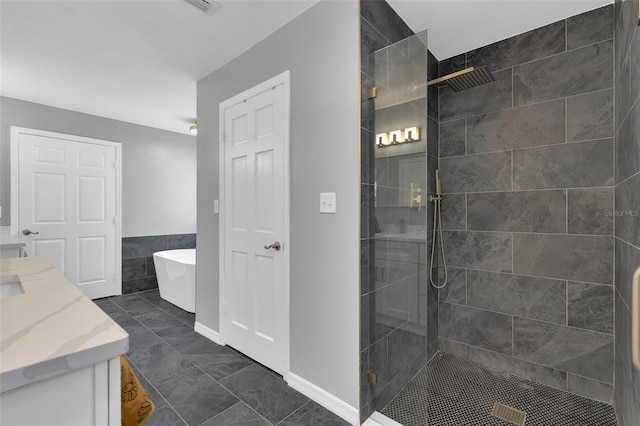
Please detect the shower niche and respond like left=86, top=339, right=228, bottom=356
left=360, top=28, right=438, bottom=422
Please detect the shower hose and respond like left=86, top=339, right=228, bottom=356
left=429, top=194, right=448, bottom=289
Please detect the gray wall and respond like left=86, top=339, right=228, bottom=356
left=613, top=0, right=640, bottom=423
left=0, top=97, right=197, bottom=237
left=196, top=1, right=360, bottom=408
left=437, top=5, right=616, bottom=403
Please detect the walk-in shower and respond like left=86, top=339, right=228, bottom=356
left=360, top=1, right=624, bottom=424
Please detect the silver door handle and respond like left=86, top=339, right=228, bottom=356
left=264, top=241, right=281, bottom=251
left=22, top=229, right=39, bottom=235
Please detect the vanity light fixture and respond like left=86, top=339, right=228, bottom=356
left=189, top=123, right=198, bottom=135
left=376, top=127, right=420, bottom=147
left=376, top=133, right=389, bottom=146
left=404, top=127, right=420, bottom=141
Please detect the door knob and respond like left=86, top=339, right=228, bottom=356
left=264, top=241, right=281, bottom=251
left=22, top=229, right=39, bottom=235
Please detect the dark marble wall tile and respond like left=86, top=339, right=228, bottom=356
left=467, top=100, right=565, bottom=154
left=467, top=346, right=567, bottom=390
left=438, top=54, right=466, bottom=77
left=615, top=238, right=640, bottom=308
left=439, top=118, right=465, bottom=158
left=361, top=130, right=374, bottom=184
left=168, top=234, right=196, bottom=250
left=567, top=188, right=614, bottom=235
left=467, top=21, right=565, bottom=71
left=440, top=68, right=512, bottom=121
left=467, top=270, right=566, bottom=324
left=467, top=190, right=566, bottom=233
left=513, top=41, right=613, bottom=106
left=124, top=277, right=158, bottom=294
left=615, top=172, right=640, bottom=247
left=146, top=256, right=156, bottom=276
left=439, top=303, right=512, bottom=354
left=513, top=233, right=613, bottom=284
left=513, top=139, right=614, bottom=190
left=438, top=336, right=467, bottom=357
left=513, top=317, right=614, bottom=383
left=437, top=267, right=466, bottom=304
left=614, top=344, right=640, bottom=426
left=615, top=100, right=640, bottom=184
left=123, top=236, right=167, bottom=260
left=441, top=194, right=466, bottom=230
left=440, top=151, right=511, bottom=193
left=360, top=18, right=388, bottom=76
left=360, top=0, right=412, bottom=46
left=123, top=258, right=147, bottom=281
left=567, top=89, right=614, bottom=142
left=567, top=374, right=613, bottom=403
left=388, top=323, right=426, bottom=378
left=427, top=117, right=438, bottom=158
left=566, top=5, right=614, bottom=50
left=443, top=231, right=512, bottom=273
left=568, top=282, right=613, bottom=334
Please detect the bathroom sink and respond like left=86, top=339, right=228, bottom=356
left=0, top=274, right=24, bottom=299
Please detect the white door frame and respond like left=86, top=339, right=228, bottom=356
left=10, top=126, right=123, bottom=294
left=218, top=71, right=291, bottom=378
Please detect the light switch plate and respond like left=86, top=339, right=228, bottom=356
left=320, top=192, right=336, bottom=214
left=213, top=200, right=219, bottom=214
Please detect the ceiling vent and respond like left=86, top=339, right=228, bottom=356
left=184, top=0, right=221, bottom=14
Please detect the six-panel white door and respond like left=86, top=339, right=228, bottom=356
left=12, top=128, right=121, bottom=299
left=220, top=73, right=289, bottom=376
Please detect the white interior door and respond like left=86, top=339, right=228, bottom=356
left=220, top=71, right=290, bottom=376
left=11, top=127, right=122, bottom=299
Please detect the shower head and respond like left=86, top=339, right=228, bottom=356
left=427, top=66, right=496, bottom=92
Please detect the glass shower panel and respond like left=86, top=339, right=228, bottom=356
left=361, top=29, right=434, bottom=424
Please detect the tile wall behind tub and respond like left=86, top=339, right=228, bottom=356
left=121, top=234, right=196, bottom=294
left=437, top=5, right=616, bottom=404
left=613, top=0, right=640, bottom=424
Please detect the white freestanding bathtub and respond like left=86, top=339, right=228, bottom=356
left=153, top=249, right=196, bottom=313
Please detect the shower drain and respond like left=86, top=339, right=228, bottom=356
left=492, top=402, right=526, bottom=425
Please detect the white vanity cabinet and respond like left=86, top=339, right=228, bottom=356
left=0, top=257, right=128, bottom=426
left=0, top=358, right=121, bottom=426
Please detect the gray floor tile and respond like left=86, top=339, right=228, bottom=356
left=200, top=402, right=270, bottom=426
left=112, top=294, right=157, bottom=316
left=127, top=323, right=163, bottom=353
left=145, top=405, right=186, bottom=426
left=128, top=342, right=196, bottom=395
left=280, top=401, right=351, bottom=426
left=162, top=366, right=239, bottom=425
left=219, top=365, right=309, bottom=424
left=135, top=309, right=185, bottom=332
left=127, top=357, right=167, bottom=410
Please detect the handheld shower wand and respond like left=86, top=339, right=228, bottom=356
left=429, top=170, right=448, bottom=289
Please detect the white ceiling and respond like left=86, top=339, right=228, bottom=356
left=0, top=0, right=613, bottom=135
left=387, top=0, right=612, bottom=60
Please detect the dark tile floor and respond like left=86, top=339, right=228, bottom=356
left=382, top=352, right=618, bottom=426
left=95, top=290, right=350, bottom=426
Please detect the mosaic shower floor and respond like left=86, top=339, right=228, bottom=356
left=382, top=352, right=617, bottom=426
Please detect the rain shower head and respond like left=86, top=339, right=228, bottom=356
left=427, top=66, right=496, bottom=92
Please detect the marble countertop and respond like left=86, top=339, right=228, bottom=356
left=0, top=257, right=128, bottom=393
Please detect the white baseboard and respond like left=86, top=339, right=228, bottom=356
left=363, top=411, right=403, bottom=426
left=194, top=321, right=225, bottom=346
left=287, top=372, right=359, bottom=425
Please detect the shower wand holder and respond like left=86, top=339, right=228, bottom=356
left=429, top=195, right=441, bottom=202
